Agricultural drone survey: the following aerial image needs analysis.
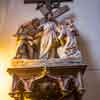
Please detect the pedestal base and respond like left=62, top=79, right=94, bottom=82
left=7, top=59, right=87, bottom=100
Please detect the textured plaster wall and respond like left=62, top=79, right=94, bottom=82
left=0, top=0, right=100, bottom=100
left=73, top=0, right=100, bottom=100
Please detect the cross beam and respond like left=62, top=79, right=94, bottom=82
left=24, top=0, right=73, bottom=4
left=24, top=0, right=73, bottom=17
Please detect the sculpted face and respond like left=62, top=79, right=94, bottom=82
left=47, top=13, right=54, bottom=21
left=32, top=18, right=40, bottom=29
left=65, top=19, right=73, bottom=27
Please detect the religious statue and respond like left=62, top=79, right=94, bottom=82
left=39, top=13, right=58, bottom=59
left=14, top=14, right=82, bottom=61
left=8, top=1, right=87, bottom=100
left=14, top=18, right=41, bottom=59
left=57, top=16, right=82, bottom=60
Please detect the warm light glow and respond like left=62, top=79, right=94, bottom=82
left=0, top=51, right=14, bottom=100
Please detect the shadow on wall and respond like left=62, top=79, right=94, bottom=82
left=78, top=34, right=100, bottom=100
left=77, top=33, right=94, bottom=67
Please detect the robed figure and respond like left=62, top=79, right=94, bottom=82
left=39, top=13, right=58, bottom=59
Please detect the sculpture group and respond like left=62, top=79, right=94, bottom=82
left=14, top=13, right=82, bottom=61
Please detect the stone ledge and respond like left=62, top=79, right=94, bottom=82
left=7, top=59, right=87, bottom=76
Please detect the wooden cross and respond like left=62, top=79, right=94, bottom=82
left=24, top=0, right=73, bottom=17
left=24, top=0, right=73, bottom=4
